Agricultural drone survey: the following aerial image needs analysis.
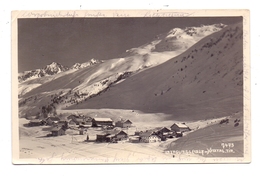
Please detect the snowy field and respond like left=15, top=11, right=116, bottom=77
left=18, top=109, right=242, bottom=164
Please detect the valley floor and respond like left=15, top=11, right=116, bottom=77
left=18, top=109, right=244, bottom=164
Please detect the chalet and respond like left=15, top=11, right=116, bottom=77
left=154, top=127, right=171, bottom=137
left=139, top=131, right=161, bottom=143
left=96, top=130, right=128, bottom=142
left=96, top=133, right=110, bottom=142
left=153, top=127, right=174, bottom=140
left=46, top=117, right=60, bottom=126
left=92, top=118, right=113, bottom=127
left=67, top=114, right=89, bottom=125
left=50, top=126, right=66, bottom=136
left=115, top=119, right=132, bottom=128
left=106, top=130, right=128, bottom=142
left=28, top=119, right=45, bottom=126
left=170, top=123, right=191, bottom=133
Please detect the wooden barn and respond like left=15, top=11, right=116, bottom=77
left=154, top=127, right=171, bottom=137
left=46, top=117, right=60, bottom=126
left=115, top=119, right=132, bottom=128
left=67, top=114, right=88, bottom=125
left=108, top=130, right=128, bottom=142
left=96, top=133, right=110, bottom=142
left=50, top=126, right=66, bottom=136
left=92, top=118, right=113, bottom=127
left=170, top=123, right=191, bottom=133
left=96, top=130, right=128, bottom=142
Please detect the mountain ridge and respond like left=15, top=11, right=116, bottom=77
left=18, top=58, right=102, bottom=83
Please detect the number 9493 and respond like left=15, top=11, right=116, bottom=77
left=221, top=143, right=234, bottom=149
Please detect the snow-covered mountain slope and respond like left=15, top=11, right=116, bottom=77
left=18, top=62, right=68, bottom=83
left=18, top=59, right=103, bottom=83
left=18, top=69, right=78, bottom=97
left=67, top=22, right=243, bottom=121
left=18, top=24, right=224, bottom=97
left=18, top=59, right=103, bottom=96
left=153, top=23, right=226, bottom=52
left=70, top=58, right=104, bottom=70
left=18, top=23, right=227, bottom=118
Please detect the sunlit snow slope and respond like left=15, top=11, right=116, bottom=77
left=67, top=22, right=243, bottom=120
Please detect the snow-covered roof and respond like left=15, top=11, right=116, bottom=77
left=117, top=119, right=132, bottom=124
left=139, top=131, right=154, bottom=137
left=93, top=118, right=113, bottom=122
left=172, top=123, right=189, bottom=128
left=97, top=130, right=126, bottom=136
left=106, top=134, right=116, bottom=138
left=156, top=127, right=171, bottom=132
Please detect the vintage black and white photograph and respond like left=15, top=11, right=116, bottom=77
left=12, top=10, right=250, bottom=164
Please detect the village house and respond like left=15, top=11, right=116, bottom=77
left=154, top=127, right=171, bottom=137
left=50, top=126, right=66, bottom=136
left=96, top=130, right=128, bottom=142
left=46, top=117, right=60, bottom=126
left=106, top=130, right=128, bottom=142
left=28, top=119, right=46, bottom=127
left=96, top=133, right=110, bottom=142
left=139, top=131, right=161, bottom=143
left=67, top=114, right=91, bottom=125
left=115, top=119, right=132, bottom=128
left=170, top=123, right=191, bottom=133
left=153, top=127, right=173, bottom=141
left=79, top=122, right=92, bottom=128
left=92, top=118, right=113, bottom=127
left=82, top=116, right=93, bottom=127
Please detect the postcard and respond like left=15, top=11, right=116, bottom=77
left=12, top=9, right=250, bottom=164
